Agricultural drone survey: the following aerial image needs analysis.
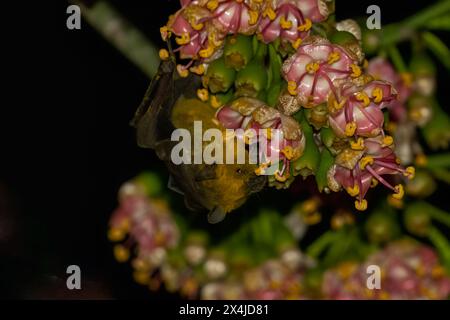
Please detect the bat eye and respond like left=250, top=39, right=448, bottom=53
left=236, top=168, right=243, bottom=174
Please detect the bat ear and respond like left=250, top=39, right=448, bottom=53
left=207, top=206, right=226, bottom=224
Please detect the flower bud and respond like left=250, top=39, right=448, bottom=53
left=365, top=211, right=400, bottom=244
left=315, top=147, right=334, bottom=193
left=293, top=115, right=320, bottom=178
left=224, top=34, right=254, bottom=70
left=405, top=170, right=437, bottom=198
left=404, top=203, right=431, bottom=237
left=205, top=57, right=236, bottom=93
left=235, top=59, right=268, bottom=97
left=410, top=54, right=436, bottom=96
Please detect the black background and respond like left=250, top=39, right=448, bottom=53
left=0, top=0, right=448, bottom=299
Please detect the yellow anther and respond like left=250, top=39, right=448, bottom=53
left=355, top=91, right=370, bottom=107
left=345, top=122, right=357, bottom=136
left=206, top=0, right=219, bottom=11
left=191, top=21, right=204, bottom=31
left=280, top=16, right=293, bottom=29
left=350, top=137, right=365, bottom=150
left=262, top=128, right=272, bottom=140
left=292, top=37, right=303, bottom=49
left=254, top=166, right=266, bottom=176
left=175, top=32, right=191, bottom=45
left=107, top=228, right=126, bottom=242
left=400, top=72, right=413, bottom=87
left=248, top=10, right=259, bottom=25
left=210, top=95, right=222, bottom=108
left=275, top=171, right=288, bottom=182
left=387, top=195, right=403, bottom=208
left=114, top=244, right=130, bottom=263
left=415, top=154, right=427, bottom=167
left=197, top=88, right=209, bottom=101
left=306, top=61, right=320, bottom=74
left=281, top=146, right=294, bottom=160
left=177, top=64, right=189, bottom=78
left=392, top=184, right=404, bottom=200
left=160, top=26, right=171, bottom=40
left=133, top=271, right=150, bottom=285
left=327, top=51, right=341, bottom=65
left=355, top=199, right=368, bottom=211
left=382, top=135, right=394, bottom=147
left=159, top=49, right=170, bottom=61
left=303, top=212, right=322, bottom=225
left=363, top=59, right=369, bottom=69
left=287, top=81, right=298, bottom=95
left=359, top=156, right=374, bottom=170
left=431, top=265, right=445, bottom=278
left=333, top=98, right=346, bottom=110
left=199, top=45, right=215, bottom=58
left=404, top=166, right=415, bottom=179
left=297, top=18, right=312, bottom=32
left=372, top=87, right=383, bottom=103
left=346, top=184, right=359, bottom=197
left=263, top=7, right=276, bottom=21
left=370, top=178, right=378, bottom=188
left=350, top=64, right=362, bottom=78
left=189, top=64, right=205, bottom=75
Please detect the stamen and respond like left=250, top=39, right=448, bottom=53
left=306, top=61, right=320, bottom=74
left=350, top=64, right=362, bottom=78
left=372, top=87, right=383, bottom=103
left=292, top=37, right=302, bottom=49
left=159, top=49, right=170, bottom=61
left=199, top=44, right=215, bottom=58
left=207, top=0, right=219, bottom=11
left=404, top=166, right=415, bottom=179
left=288, top=81, right=298, bottom=95
left=345, top=122, right=357, bottom=136
left=359, top=156, right=374, bottom=170
left=333, top=98, right=346, bottom=110
left=160, top=26, right=171, bottom=40
left=263, top=7, right=276, bottom=21
left=210, top=95, right=222, bottom=108
left=355, top=199, right=368, bottom=211
left=197, top=88, right=209, bottom=101
left=355, top=91, right=370, bottom=107
left=365, top=165, right=396, bottom=191
left=392, top=184, right=404, bottom=199
left=190, top=64, right=205, bottom=75
left=177, top=64, right=189, bottom=78
left=248, top=10, right=259, bottom=25
left=297, top=18, right=312, bottom=31
left=275, top=170, right=288, bottom=182
left=114, top=244, right=130, bottom=262
left=281, top=146, right=294, bottom=160
left=350, top=137, right=365, bottom=150
left=175, top=32, right=191, bottom=45
left=382, top=135, right=394, bottom=147
left=346, top=184, right=359, bottom=197
left=370, top=178, right=378, bottom=188
left=280, top=16, right=292, bottom=29
left=327, top=51, right=341, bottom=65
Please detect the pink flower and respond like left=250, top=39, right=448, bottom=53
left=216, top=97, right=305, bottom=181
left=258, top=0, right=329, bottom=45
left=367, top=57, right=412, bottom=121
left=164, top=4, right=212, bottom=60
left=329, top=79, right=397, bottom=138
left=208, top=0, right=265, bottom=36
left=328, top=135, right=414, bottom=211
left=282, top=37, right=360, bottom=107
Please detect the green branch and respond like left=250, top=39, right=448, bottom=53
left=72, top=0, right=159, bottom=78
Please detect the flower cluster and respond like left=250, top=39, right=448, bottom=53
left=160, top=0, right=330, bottom=75
left=201, top=249, right=315, bottom=299
left=323, top=240, right=450, bottom=299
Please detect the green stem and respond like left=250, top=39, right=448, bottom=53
left=425, top=153, right=450, bottom=168
left=422, top=31, right=450, bottom=70
left=387, top=46, right=407, bottom=72
left=379, top=0, right=450, bottom=47
left=429, top=168, right=450, bottom=185
left=306, top=230, right=338, bottom=258
left=403, top=0, right=450, bottom=29
left=428, top=226, right=450, bottom=271
left=72, top=0, right=159, bottom=78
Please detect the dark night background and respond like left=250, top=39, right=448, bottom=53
left=0, top=0, right=447, bottom=299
